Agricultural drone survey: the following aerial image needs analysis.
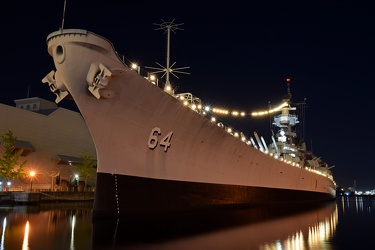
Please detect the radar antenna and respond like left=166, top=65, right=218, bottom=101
left=145, top=19, right=190, bottom=94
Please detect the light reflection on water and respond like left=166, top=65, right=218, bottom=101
left=0, top=202, right=93, bottom=250
left=0, top=197, right=374, bottom=249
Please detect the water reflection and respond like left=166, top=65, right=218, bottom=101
left=93, top=202, right=338, bottom=249
left=22, top=220, right=29, bottom=250
left=258, top=204, right=338, bottom=250
left=332, top=195, right=375, bottom=249
left=4, top=198, right=369, bottom=249
left=339, top=195, right=375, bottom=214
left=1, top=217, right=5, bottom=250
left=0, top=202, right=93, bottom=250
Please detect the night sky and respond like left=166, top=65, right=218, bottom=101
left=2, top=1, right=374, bottom=190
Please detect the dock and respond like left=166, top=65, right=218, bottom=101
left=0, top=191, right=94, bottom=204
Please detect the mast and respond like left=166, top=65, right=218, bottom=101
left=165, top=22, right=172, bottom=86
left=145, top=20, right=190, bottom=95
left=61, top=0, right=67, bottom=30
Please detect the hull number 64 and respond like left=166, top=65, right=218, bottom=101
left=148, top=127, right=174, bottom=152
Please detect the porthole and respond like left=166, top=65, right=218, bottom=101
left=55, top=45, right=65, bottom=64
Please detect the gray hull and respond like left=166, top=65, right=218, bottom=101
left=44, top=29, right=336, bottom=218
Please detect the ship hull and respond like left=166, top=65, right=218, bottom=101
left=44, top=29, right=336, bottom=218
left=94, top=172, right=335, bottom=217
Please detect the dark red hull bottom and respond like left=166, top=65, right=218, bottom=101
left=93, top=172, right=335, bottom=218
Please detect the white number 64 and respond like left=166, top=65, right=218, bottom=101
left=148, top=127, right=173, bottom=152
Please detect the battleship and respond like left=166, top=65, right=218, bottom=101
left=42, top=21, right=336, bottom=218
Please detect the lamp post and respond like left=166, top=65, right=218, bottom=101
left=30, top=171, right=35, bottom=191
left=74, top=174, right=79, bottom=192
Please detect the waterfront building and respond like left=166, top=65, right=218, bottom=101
left=0, top=97, right=96, bottom=191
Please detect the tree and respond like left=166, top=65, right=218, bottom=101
left=76, top=149, right=96, bottom=191
left=0, top=130, right=27, bottom=191
left=47, top=158, right=61, bottom=191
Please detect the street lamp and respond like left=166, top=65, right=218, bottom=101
left=30, top=171, right=35, bottom=191
left=75, top=174, right=79, bottom=191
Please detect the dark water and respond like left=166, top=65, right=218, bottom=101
left=0, top=196, right=373, bottom=249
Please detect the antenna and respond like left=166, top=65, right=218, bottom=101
left=145, top=19, right=190, bottom=94
left=61, top=0, right=67, bottom=30
left=285, top=77, right=292, bottom=100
